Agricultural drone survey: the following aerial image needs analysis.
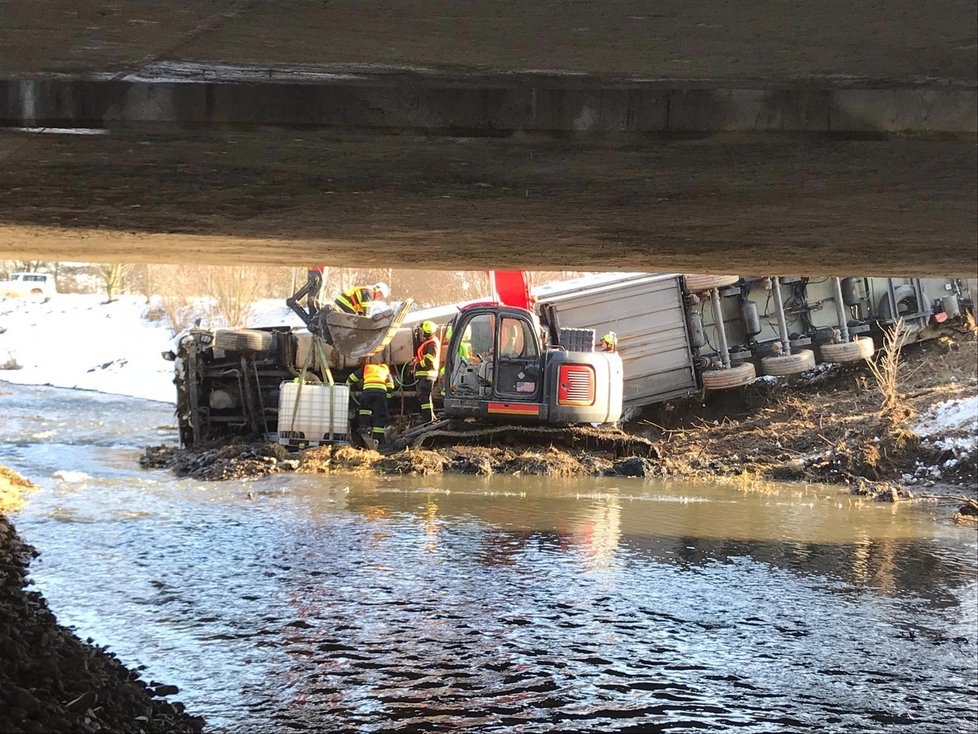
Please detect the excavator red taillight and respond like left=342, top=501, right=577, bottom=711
left=558, top=364, right=595, bottom=406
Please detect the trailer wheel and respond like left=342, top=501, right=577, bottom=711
left=701, top=362, right=756, bottom=390
left=820, top=337, right=875, bottom=363
left=761, top=349, right=816, bottom=377
left=683, top=274, right=740, bottom=293
left=214, top=328, right=273, bottom=354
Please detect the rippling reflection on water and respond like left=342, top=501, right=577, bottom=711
left=3, top=383, right=977, bottom=733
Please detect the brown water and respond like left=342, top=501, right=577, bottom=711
left=3, top=382, right=977, bottom=733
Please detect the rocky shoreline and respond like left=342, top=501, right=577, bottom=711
left=0, top=467, right=205, bottom=734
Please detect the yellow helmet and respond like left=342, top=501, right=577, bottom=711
left=421, top=320, right=436, bottom=335
left=600, top=331, right=618, bottom=347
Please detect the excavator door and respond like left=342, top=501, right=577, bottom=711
left=443, top=306, right=547, bottom=421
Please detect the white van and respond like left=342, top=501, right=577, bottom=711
left=0, top=272, right=57, bottom=297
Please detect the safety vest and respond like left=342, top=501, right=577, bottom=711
left=362, top=363, right=392, bottom=391
left=335, top=286, right=372, bottom=314
left=415, top=336, right=441, bottom=378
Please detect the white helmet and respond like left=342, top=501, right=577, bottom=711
left=373, top=282, right=390, bottom=300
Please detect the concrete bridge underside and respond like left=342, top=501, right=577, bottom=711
left=1, top=0, right=976, bottom=276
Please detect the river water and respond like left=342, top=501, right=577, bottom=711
left=2, top=382, right=976, bottom=733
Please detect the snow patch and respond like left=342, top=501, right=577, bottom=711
left=912, top=396, right=978, bottom=438
left=0, top=294, right=177, bottom=402
left=905, top=395, right=978, bottom=485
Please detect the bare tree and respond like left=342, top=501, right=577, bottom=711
left=96, top=262, right=134, bottom=302
left=204, top=266, right=268, bottom=327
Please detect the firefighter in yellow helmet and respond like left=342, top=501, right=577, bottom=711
left=347, top=360, right=395, bottom=449
left=599, top=331, right=618, bottom=353
left=414, top=320, right=441, bottom=423
left=335, top=282, right=390, bottom=316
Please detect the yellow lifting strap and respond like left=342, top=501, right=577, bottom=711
left=313, top=336, right=335, bottom=442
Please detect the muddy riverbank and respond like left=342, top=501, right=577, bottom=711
left=0, top=466, right=204, bottom=734
left=142, top=337, right=978, bottom=518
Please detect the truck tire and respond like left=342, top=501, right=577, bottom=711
left=214, top=328, right=273, bottom=354
left=683, top=274, right=740, bottom=293
left=761, top=349, right=816, bottom=376
left=559, top=327, right=595, bottom=353
left=820, top=337, right=875, bottom=363
left=208, top=389, right=239, bottom=410
left=701, top=362, right=756, bottom=390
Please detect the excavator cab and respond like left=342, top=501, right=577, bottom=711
left=443, top=305, right=623, bottom=424
left=446, top=307, right=543, bottom=403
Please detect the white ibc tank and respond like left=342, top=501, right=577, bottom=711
left=278, top=381, right=350, bottom=444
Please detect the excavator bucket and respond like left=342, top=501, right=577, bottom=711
left=323, top=299, right=414, bottom=360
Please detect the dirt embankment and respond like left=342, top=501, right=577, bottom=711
left=141, top=336, right=977, bottom=517
left=635, top=337, right=978, bottom=517
left=142, top=427, right=658, bottom=482
left=0, top=466, right=205, bottom=734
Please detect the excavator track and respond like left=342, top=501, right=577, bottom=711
left=392, top=420, right=657, bottom=458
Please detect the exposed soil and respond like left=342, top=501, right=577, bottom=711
left=0, top=465, right=205, bottom=734
left=140, top=441, right=299, bottom=481
left=634, top=337, right=978, bottom=510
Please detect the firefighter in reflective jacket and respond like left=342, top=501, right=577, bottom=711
left=414, top=321, right=441, bottom=423
left=347, top=361, right=395, bottom=448
left=335, top=282, right=390, bottom=316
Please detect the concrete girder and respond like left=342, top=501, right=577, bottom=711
left=2, top=1, right=975, bottom=85
left=2, top=73, right=976, bottom=135
left=1, top=128, right=974, bottom=276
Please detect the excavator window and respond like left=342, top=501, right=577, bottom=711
left=496, top=315, right=541, bottom=397
left=499, top=317, right=539, bottom=359
left=449, top=312, right=496, bottom=396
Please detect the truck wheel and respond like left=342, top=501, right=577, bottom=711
left=683, top=275, right=740, bottom=293
left=208, top=389, right=239, bottom=410
left=701, top=362, right=756, bottom=390
left=820, top=337, right=875, bottom=363
left=761, top=349, right=816, bottom=376
left=214, top=328, right=273, bottom=354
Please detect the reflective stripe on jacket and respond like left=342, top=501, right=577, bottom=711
left=415, top=336, right=441, bottom=378
left=335, top=286, right=372, bottom=314
left=362, top=363, right=393, bottom=391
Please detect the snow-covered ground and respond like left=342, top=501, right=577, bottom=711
left=907, top=396, right=978, bottom=481
left=0, top=295, right=303, bottom=404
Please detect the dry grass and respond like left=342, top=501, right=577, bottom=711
left=635, top=333, right=977, bottom=492
left=865, top=319, right=917, bottom=428
left=964, top=309, right=978, bottom=338
left=0, top=464, right=37, bottom=513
